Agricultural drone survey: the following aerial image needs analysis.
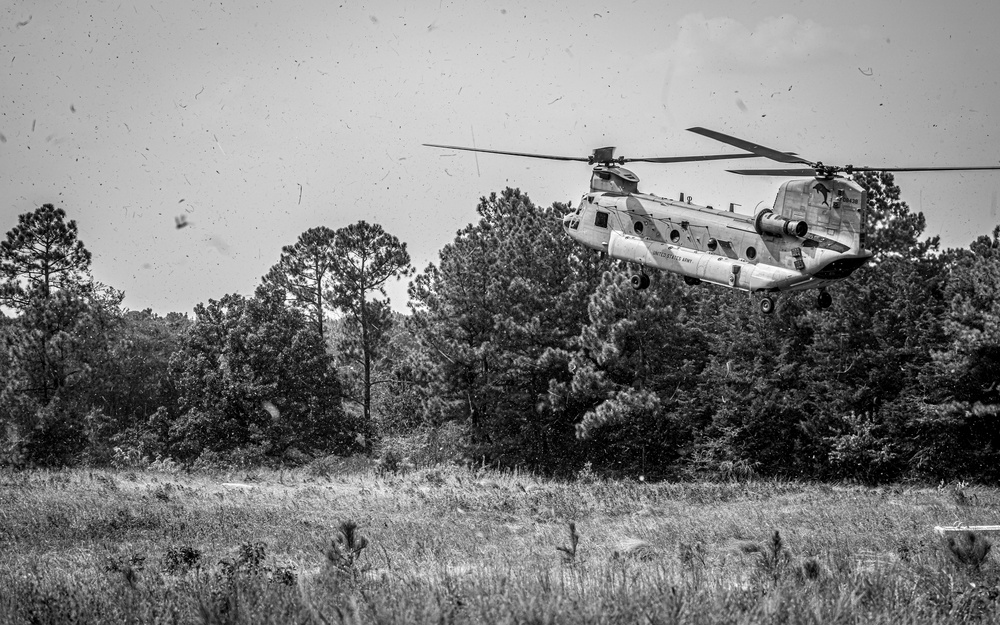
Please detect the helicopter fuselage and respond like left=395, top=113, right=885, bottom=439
left=562, top=166, right=873, bottom=297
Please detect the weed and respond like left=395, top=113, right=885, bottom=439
left=718, top=459, right=758, bottom=482
left=237, top=541, right=267, bottom=572
left=148, top=454, right=181, bottom=473
left=110, top=445, right=147, bottom=469
left=614, top=538, right=656, bottom=561
left=163, top=545, right=201, bottom=574
left=151, top=484, right=171, bottom=502
left=104, top=552, right=146, bottom=588
left=794, top=556, right=825, bottom=582
left=555, top=521, right=580, bottom=563
left=270, top=565, right=298, bottom=586
left=576, top=461, right=597, bottom=483
left=678, top=539, right=706, bottom=569
left=423, top=467, right=446, bottom=486
left=377, top=448, right=408, bottom=476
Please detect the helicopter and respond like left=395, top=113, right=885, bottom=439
left=426, top=128, right=1000, bottom=314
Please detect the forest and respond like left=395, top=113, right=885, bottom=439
left=2, top=172, right=999, bottom=484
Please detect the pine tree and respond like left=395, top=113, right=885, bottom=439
left=327, top=221, right=413, bottom=433
left=0, top=204, right=116, bottom=464
left=168, top=286, right=350, bottom=461
left=409, top=188, right=603, bottom=469
left=261, top=226, right=337, bottom=339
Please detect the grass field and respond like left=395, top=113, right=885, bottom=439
left=2, top=461, right=999, bottom=624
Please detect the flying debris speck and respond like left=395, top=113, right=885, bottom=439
left=0, top=133, right=5, bottom=143
left=70, top=104, right=76, bottom=113
left=16, top=15, right=31, bottom=27
left=262, top=401, right=280, bottom=419
left=175, top=215, right=189, bottom=229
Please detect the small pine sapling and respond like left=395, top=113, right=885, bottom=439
left=325, top=520, right=369, bottom=571
left=946, top=531, right=991, bottom=570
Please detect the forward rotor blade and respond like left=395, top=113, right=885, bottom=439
left=628, top=153, right=760, bottom=164
left=423, top=144, right=590, bottom=162
left=425, top=143, right=762, bottom=165
left=687, top=127, right=811, bottom=165
left=727, top=168, right=821, bottom=176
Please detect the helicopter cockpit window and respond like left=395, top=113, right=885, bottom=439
left=633, top=221, right=644, bottom=235
left=595, top=211, right=609, bottom=228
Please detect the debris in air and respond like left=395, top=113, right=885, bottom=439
left=262, top=401, right=280, bottom=419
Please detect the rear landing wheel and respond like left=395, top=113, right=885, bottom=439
left=759, top=296, right=775, bottom=315
left=817, top=290, right=832, bottom=310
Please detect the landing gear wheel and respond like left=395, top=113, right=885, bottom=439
left=630, top=273, right=650, bottom=290
left=817, top=290, right=832, bottom=310
left=759, top=296, right=775, bottom=315
left=631, top=273, right=649, bottom=291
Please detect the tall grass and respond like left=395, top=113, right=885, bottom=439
left=1, top=465, right=999, bottom=623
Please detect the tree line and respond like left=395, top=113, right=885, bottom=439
left=2, top=174, right=1000, bottom=483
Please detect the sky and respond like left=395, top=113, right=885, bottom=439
left=3, top=0, right=1000, bottom=315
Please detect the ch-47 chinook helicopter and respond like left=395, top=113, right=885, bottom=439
left=426, top=128, right=1000, bottom=314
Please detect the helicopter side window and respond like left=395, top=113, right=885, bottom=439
left=595, top=211, right=609, bottom=228
left=633, top=221, right=644, bottom=235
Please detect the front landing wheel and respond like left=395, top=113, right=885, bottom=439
left=759, top=296, right=775, bottom=315
left=630, top=273, right=651, bottom=290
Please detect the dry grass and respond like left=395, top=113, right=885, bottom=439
left=2, top=465, right=1000, bottom=623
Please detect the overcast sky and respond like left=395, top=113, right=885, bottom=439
left=3, top=0, right=1000, bottom=315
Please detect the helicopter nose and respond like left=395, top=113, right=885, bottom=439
left=562, top=214, right=573, bottom=230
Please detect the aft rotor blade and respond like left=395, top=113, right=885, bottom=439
left=728, top=168, right=821, bottom=176
left=423, top=144, right=589, bottom=162
left=847, top=165, right=1000, bottom=173
left=687, top=127, right=811, bottom=165
left=729, top=165, right=1000, bottom=176
left=628, top=153, right=760, bottom=164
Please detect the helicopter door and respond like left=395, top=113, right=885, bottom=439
left=570, top=203, right=614, bottom=251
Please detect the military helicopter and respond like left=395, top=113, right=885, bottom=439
left=426, top=128, right=1000, bottom=313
